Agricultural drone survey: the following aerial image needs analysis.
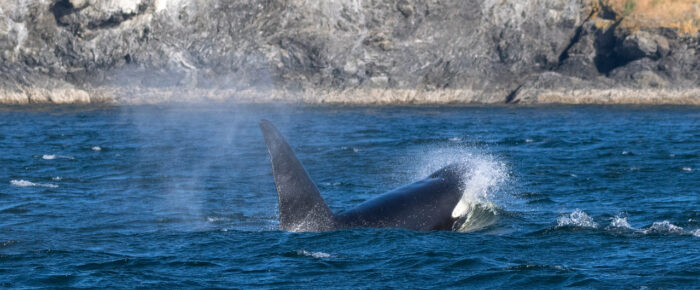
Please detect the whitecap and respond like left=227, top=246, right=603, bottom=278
left=297, top=250, right=332, bottom=258
left=642, top=221, right=684, bottom=235
left=609, top=215, right=633, bottom=229
left=42, top=154, right=74, bottom=160
left=206, top=216, right=228, bottom=223
left=10, top=180, right=34, bottom=187
left=52, top=176, right=62, bottom=181
left=320, top=182, right=341, bottom=186
left=340, top=146, right=360, bottom=152
left=524, top=138, right=534, bottom=143
left=449, top=137, right=461, bottom=142
left=693, top=229, right=700, bottom=237
left=622, top=151, right=629, bottom=155
left=682, top=167, right=692, bottom=172
left=557, top=209, right=598, bottom=228
left=10, top=179, right=58, bottom=188
left=92, top=146, right=102, bottom=151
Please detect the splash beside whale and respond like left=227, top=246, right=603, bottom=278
left=259, top=119, right=476, bottom=232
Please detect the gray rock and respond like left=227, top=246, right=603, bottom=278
left=617, top=31, right=670, bottom=61
left=0, top=0, right=697, bottom=104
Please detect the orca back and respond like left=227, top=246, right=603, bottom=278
left=336, top=166, right=462, bottom=231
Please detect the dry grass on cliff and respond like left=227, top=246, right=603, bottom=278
left=604, top=0, right=700, bottom=34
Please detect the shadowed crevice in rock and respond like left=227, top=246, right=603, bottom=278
left=504, top=84, right=523, bottom=104
left=558, top=10, right=596, bottom=67
left=50, top=0, right=76, bottom=26
left=86, top=10, right=138, bottom=30
left=52, top=0, right=151, bottom=34
left=593, top=20, right=625, bottom=74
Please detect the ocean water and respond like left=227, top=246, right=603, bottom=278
left=1, top=105, right=698, bottom=288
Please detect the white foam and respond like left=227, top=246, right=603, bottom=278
left=524, top=138, right=534, bottom=143
left=207, top=217, right=222, bottom=222
left=297, top=250, right=332, bottom=258
left=557, top=209, right=598, bottom=228
left=609, top=215, right=633, bottom=229
left=52, top=176, right=62, bottom=181
left=10, top=179, right=58, bottom=188
left=642, top=221, right=684, bottom=234
left=42, top=154, right=74, bottom=160
left=450, top=156, right=506, bottom=218
left=693, top=229, right=700, bottom=237
left=206, top=216, right=230, bottom=223
left=622, top=151, right=629, bottom=155
left=682, top=167, right=692, bottom=172
left=92, top=146, right=102, bottom=151
left=452, top=201, right=500, bottom=232
left=340, top=146, right=360, bottom=152
left=408, top=147, right=510, bottom=232
left=449, top=137, right=461, bottom=142
left=320, top=182, right=341, bottom=186
left=10, top=180, right=34, bottom=187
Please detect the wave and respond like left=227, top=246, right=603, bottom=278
left=10, top=179, right=58, bottom=188
left=296, top=250, right=332, bottom=259
left=557, top=209, right=599, bottom=228
left=642, top=221, right=685, bottom=235
left=553, top=210, right=699, bottom=237
left=340, top=146, right=360, bottom=152
left=452, top=201, right=501, bottom=232
left=41, top=154, right=74, bottom=160
left=608, top=215, right=633, bottom=230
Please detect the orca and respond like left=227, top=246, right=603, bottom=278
left=259, top=119, right=465, bottom=232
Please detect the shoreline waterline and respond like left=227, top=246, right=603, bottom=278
left=1, top=87, right=699, bottom=106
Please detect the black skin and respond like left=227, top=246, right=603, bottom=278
left=260, top=119, right=464, bottom=232
left=334, top=164, right=463, bottom=231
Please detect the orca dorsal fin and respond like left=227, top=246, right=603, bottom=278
left=259, top=119, right=335, bottom=232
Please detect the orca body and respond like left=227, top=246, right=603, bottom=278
left=259, top=119, right=464, bottom=232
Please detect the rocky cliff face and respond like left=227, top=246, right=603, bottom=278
left=0, top=0, right=698, bottom=104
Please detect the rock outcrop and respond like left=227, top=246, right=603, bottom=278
left=0, top=0, right=698, bottom=105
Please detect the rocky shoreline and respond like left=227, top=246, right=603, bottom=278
left=3, top=86, right=699, bottom=105
left=1, top=0, right=698, bottom=105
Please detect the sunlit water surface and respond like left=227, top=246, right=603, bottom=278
left=1, top=105, right=698, bottom=287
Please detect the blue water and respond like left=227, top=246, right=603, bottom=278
left=1, top=105, right=698, bottom=288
